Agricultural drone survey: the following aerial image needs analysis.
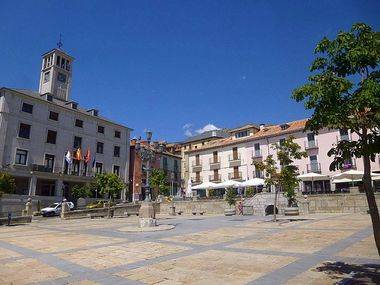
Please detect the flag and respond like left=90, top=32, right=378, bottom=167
left=84, top=149, right=91, bottom=164
left=92, top=156, right=96, bottom=168
left=65, top=150, right=72, bottom=164
left=75, top=148, right=82, bottom=160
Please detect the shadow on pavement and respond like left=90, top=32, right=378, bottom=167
left=315, top=261, right=380, bottom=284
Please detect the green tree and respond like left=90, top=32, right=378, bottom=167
left=71, top=184, right=91, bottom=202
left=292, top=23, right=380, bottom=254
left=274, top=137, right=307, bottom=207
left=150, top=169, right=170, bottom=197
left=0, top=172, right=16, bottom=197
left=254, top=138, right=306, bottom=221
left=254, top=155, right=280, bottom=221
left=96, top=173, right=125, bottom=199
left=245, top=187, right=255, bottom=198
left=225, top=187, right=237, bottom=207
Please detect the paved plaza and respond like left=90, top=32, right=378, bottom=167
left=0, top=213, right=379, bottom=284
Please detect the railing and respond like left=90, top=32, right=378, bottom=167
left=253, top=172, right=264, bottom=179
left=192, top=178, right=202, bottom=184
left=342, top=159, right=357, bottom=170
left=337, top=134, right=350, bottom=142
left=307, top=163, right=321, bottom=173
left=209, top=174, right=221, bottom=182
left=191, top=161, right=202, bottom=167
left=228, top=154, right=241, bottom=161
left=252, top=149, right=262, bottom=158
left=209, top=157, right=220, bottom=164
left=228, top=172, right=242, bottom=180
left=304, top=140, right=318, bottom=150
left=31, top=164, right=53, bottom=173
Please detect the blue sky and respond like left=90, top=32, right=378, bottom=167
left=1, top=1, right=379, bottom=142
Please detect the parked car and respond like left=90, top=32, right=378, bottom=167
left=86, top=200, right=113, bottom=209
left=41, top=202, right=74, bottom=217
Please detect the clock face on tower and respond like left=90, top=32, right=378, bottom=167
left=57, top=72, right=67, bottom=83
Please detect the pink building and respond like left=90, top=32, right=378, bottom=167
left=186, top=119, right=380, bottom=195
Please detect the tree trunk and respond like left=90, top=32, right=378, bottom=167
left=273, top=187, right=278, bottom=222
left=363, top=153, right=380, bottom=256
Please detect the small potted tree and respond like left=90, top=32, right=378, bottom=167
left=224, top=187, right=236, bottom=216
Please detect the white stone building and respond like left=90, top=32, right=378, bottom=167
left=0, top=47, right=132, bottom=202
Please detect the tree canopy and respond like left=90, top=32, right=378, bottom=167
left=292, top=22, right=380, bottom=255
left=0, top=172, right=16, bottom=197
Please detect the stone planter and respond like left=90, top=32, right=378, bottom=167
left=224, top=208, right=236, bottom=216
left=284, top=206, right=299, bottom=216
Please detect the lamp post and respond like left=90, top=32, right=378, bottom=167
left=135, top=130, right=164, bottom=227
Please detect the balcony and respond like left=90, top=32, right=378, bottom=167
left=304, top=140, right=318, bottom=150
left=252, top=149, right=263, bottom=160
left=307, top=163, right=321, bottom=173
left=192, top=161, right=202, bottom=172
left=31, top=164, right=53, bottom=173
left=209, top=157, right=221, bottom=170
left=228, top=171, right=243, bottom=180
left=228, top=154, right=241, bottom=167
left=192, top=178, right=202, bottom=185
left=209, top=174, right=221, bottom=182
left=342, top=159, right=357, bottom=170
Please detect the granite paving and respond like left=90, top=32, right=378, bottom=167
left=0, top=213, right=378, bottom=284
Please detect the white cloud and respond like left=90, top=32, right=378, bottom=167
left=183, top=123, right=193, bottom=137
left=195, top=123, right=220, bottom=134
left=182, top=123, right=193, bottom=129
left=184, top=129, right=193, bottom=137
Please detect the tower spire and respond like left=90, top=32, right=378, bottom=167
left=57, top=34, right=63, bottom=49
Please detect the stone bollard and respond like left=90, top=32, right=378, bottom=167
left=61, top=199, right=70, bottom=219
left=25, top=198, right=33, bottom=216
left=169, top=202, right=176, bottom=216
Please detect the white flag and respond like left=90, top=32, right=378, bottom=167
left=65, top=150, right=72, bottom=165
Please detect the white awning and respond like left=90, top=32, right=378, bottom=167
left=215, top=180, right=243, bottom=188
left=192, top=181, right=218, bottom=190
left=297, top=172, right=329, bottom=181
left=240, top=178, right=265, bottom=187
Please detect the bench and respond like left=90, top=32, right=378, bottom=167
left=124, top=211, right=139, bottom=217
left=87, top=213, right=107, bottom=219
left=192, top=211, right=205, bottom=216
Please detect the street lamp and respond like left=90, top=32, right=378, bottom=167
left=135, top=130, right=165, bottom=227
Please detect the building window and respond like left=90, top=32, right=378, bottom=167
left=49, top=111, right=59, bottom=121
left=97, top=142, right=104, bottom=154
left=254, top=143, right=260, bottom=156
left=22, top=102, right=33, bottom=114
left=254, top=167, right=262, bottom=178
left=114, top=130, right=121, bottom=138
left=113, top=165, right=120, bottom=176
left=18, top=123, right=31, bottom=139
left=44, top=154, right=55, bottom=172
left=73, top=136, right=82, bottom=149
left=114, top=146, right=120, bottom=157
left=44, top=71, right=50, bottom=83
left=75, top=119, right=83, bottom=128
left=15, top=149, right=28, bottom=165
left=46, top=130, right=57, bottom=144
left=95, top=162, right=103, bottom=174
left=98, top=125, right=104, bottom=134
left=235, top=130, right=248, bottom=138
left=339, top=129, right=350, bottom=141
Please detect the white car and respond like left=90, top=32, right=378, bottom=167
left=41, top=202, right=74, bottom=217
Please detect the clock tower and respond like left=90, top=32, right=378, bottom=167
left=38, top=46, right=74, bottom=101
